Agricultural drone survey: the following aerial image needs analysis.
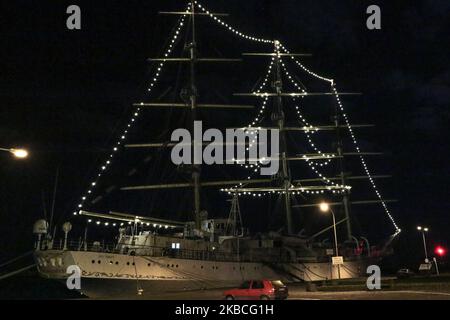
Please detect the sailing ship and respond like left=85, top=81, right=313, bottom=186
left=33, top=1, right=401, bottom=298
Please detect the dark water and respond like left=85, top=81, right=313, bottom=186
left=0, top=271, right=85, bottom=300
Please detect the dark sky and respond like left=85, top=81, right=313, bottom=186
left=0, top=0, right=449, bottom=266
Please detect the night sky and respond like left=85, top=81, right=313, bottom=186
left=0, top=0, right=449, bottom=268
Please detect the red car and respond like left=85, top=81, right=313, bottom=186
left=224, top=280, right=288, bottom=300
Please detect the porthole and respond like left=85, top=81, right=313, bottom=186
left=176, top=265, right=179, bottom=268
left=109, top=261, right=113, bottom=265
left=167, top=264, right=170, bottom=267
left=91, top=260, right=95, bottom=264
left=171, top=264, right=174, bottom=267
left=115, top=261, right=119, bottom=265
left=127, top=262, right=130, bottom=266
left=132, top=262, right=135, bottom=266
left=201, top=266, right=204, bottom=269
left=147, top=263, right=151, bottom=267
left=97, top=260, right=101, bottom=264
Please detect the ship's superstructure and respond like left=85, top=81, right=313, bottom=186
left=33, top=1, right=401, bottom=298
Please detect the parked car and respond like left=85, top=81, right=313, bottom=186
left=396, top=268, right=415, bottom=279
left=223, top=280, right=288, bottom=300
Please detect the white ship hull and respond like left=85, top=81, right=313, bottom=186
left=35, top=250, right=368, bottom=298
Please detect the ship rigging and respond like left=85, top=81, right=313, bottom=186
left=31, top=1, right=402, bottom=297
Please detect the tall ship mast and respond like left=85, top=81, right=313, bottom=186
left=32, top=1, right=401, bottom=298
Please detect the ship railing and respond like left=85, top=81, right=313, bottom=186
left=42, top=239, right=119, bottom=253
left=43, top=240, right=367, bottom=263
left=42, top=239, right=245, bottom=262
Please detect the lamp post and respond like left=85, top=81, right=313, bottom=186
left=320, top=202, right=341, bottom=279
left=0, top=147, right=29, bottom=159
left=417, top=226, right=429, bottom=263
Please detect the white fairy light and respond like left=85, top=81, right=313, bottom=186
left=223, top=45, right=342, bottom=197
left=226, top=56, right=276, bottom=191
left=72, top=13, right=188, bottom=215
left=195, top=1, right=273, bottom=44
left=331, top=82, right=400, bottom=232
left=278, top=40, right=399, bottom=233
left=280, top=59, right=333, bottom=167
left=70, top=0, right=398, bottom=233
left=279, top=43, right=333, bottom=83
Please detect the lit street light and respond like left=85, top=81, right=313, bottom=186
left=417, top=226, right=429, bottom=263
left=319, top=202, right=341, bottom=279
left=0, top=147, right=29, bottom=159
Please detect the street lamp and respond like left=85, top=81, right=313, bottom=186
left=417, top=226, right=429, bottom=262
left=319, top=202, right=341, bottom=279
left=0, top=147, right=29, bottom=159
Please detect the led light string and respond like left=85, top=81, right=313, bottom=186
left=221, top=46, right=349, bottom=197
left=279, top=41, right=399, bottom=232
left=230, top=58, right=275, bottom=189
left=70, top=0, right=398, bottom=232
left=275, top=52, right=340, bottom=188
left=239, top=55, right=275, bottom=170
left=331, top=83, right=401, bottom=233
left=194, top=1, right=274, bottom=44
left=230, top=53, right=291, bottom=190
left=86, top=218, right=175, bottom=229
left=72, top=13, right=189, bottom=217
left=151, top=3, right=377, bottom=206
left=275, top=43, right=341, bottom=188
left=279, top=43, right=334, bottom=83
left=280, top=59, right=333, bottom=167
left=221, top=185, right=351, bottom=198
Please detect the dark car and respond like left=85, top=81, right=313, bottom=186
left=396, top=268, right=415, bottom=279
left=223, top=280, right=288, bottom=300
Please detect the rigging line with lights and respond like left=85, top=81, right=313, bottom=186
left=195, top=0, right=400, bottom=235
left=72, top=9, right=190, bottom=218
left=71, top=0, right=399, bottom=239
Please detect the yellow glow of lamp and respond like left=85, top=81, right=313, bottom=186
left=10, top=148, right=29, bottom=159
left=319, top=202, right=330, bottom=212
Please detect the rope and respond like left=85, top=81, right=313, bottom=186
left=0, top=251, right=33, bottom=269
left=0, top=264, right=36, bottom=281
left=300, top=263, right=329, bottom=280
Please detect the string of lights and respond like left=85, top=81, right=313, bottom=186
left=279, top=43, right=334, bottom=83
left=72, top=13, right=189, bottom=218
left=331, top=83, right=401, bottom=233
left=87, top=218, right=175, bottom=229
left=220, top=42, right=349, bottom=197
left=280, top=60, right=333, bottom=167
left=274, top=48, right=341, bottom=189
left=194, top=1, right=274, bottom=44
left=277, top=39, right=399, bottom=232
left=230, top=57, right=275, bottom=188
left=221, top=185, right=351, bottom=197
left=75, top=0, right=399, bottom=232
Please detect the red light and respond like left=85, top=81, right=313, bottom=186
left=435, top=246, right=446, bottom=257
